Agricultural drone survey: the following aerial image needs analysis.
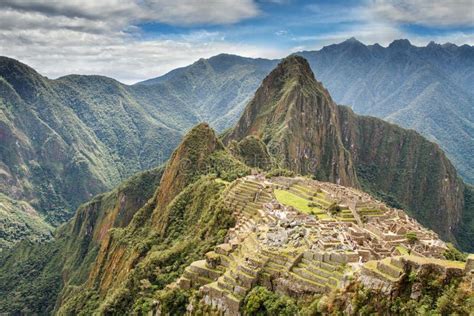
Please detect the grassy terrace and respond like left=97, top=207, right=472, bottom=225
left=274, top=189, right=331, bottom=219
left=396, top=245, right=409, bottom=255
left=215, top=178, right=230, bottom=185
left=291, top=184, right=332, bottom=208
left=358, top=207, right=384, bottom=217
left=402, top=255, right=466, bottom=269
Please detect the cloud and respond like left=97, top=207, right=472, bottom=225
left=0, top=0, right=280, bottom=83
left=140, top=0, right=260, bottom=25
left=0, top=25, right=283, bottom=84
left=0, top=0, right=260, bottom=26
left=368, top=0, right=474, bottom=27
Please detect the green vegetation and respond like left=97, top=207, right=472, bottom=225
left=396, top=245, right=409, bottom=255
left=0, top=166, right=164, bottom=314
left=243, top=286, right=298, bottom=316
left=228, top=136, right=272, bottom=170
left=405, top=232, right=419, bottom=245
left=456, top=185, right=474, bottom=252
left=0, top=55, right=274, bottom=246
left=265, top=168, right=295, bottom=178
left=443, top=243, right=468, bottom=262
left=327, top=203, right=342, bottom=215
left=60, top=176, right=235, bottom=314
left=0, top=193, right=52, bottom=249
left=316, top=263, right=474, bottom=315
left=275, top=189, right=317, bottom=214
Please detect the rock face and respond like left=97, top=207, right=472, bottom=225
left=337, top=106, right=465, bottom=241
left=224, top=56, right=358, bottom=187
left=0, top=166, right=164, bottom=314
left=225, top=56, right=468, bottom=247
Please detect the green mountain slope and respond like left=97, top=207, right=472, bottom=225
left=0, top=165, right=164, bottom=313
left=0, top=55, right=275, bottom=248
left=298, top=39, right=474, bottom=184
left=0, top=123, right=248, bottom=314
left=136, top=54, right=278, bottom=131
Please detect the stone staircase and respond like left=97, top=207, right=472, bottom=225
left=201, top=234, right=264, bottom=315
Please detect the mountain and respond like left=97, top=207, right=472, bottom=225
left=223, top=56, right=358, bottom=187
left=0, top=55, right=274, bottom=248
left=1, top=121, right=472, bottom=315
left=225, top=55, right=470, bottom=249
left=139, top=39, right=474, bottom=184
left=297, top=38, right=474, bottom=184
left=136, top=54, right=278, bottom=130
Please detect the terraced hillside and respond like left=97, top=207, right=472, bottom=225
left=170, top=175, right=473, bottom=315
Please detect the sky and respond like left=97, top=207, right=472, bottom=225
left=0, top=0, right=473, bottom=84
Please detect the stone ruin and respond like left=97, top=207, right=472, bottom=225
left=171, top=175, right=469, bottom=315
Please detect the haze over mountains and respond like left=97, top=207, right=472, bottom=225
left=0, top=38, right=472, bottom=250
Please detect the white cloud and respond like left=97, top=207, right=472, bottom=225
left=0, top=26, right=283, bottom=84
left=0, top=0, right=260, bottom=26
left=0, top=0, right=283, bottom=83
left=140, top=0, right=260, bottom=25
left=368, top=0, right=474, bottom=27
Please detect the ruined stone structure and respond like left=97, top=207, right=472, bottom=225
left=173, top=175, right=467, bottom=315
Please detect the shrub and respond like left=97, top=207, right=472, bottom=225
left=327, top=203, right=342, bottom=215
left=443, top=243, right=467, bottom=262
left=265, top=168, right=295, bottom=178
left=243, top=286, right=298, bottom=315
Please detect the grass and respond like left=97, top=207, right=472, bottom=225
left=402, top=255, right=466, bottom=269
left=396, top=245, right=409, bottom=255
left=275, top=189, right=318, bottom=214
left=214, top=178, right=230, bottom=185
left=274, top=189, right=333, bottom=220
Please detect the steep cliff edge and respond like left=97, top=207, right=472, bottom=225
left=225, top=55, right=469, bottom=247
left=0, top=166, right=164, bottom=314
left=57, top=123, right=248, bottom=313
left=337, top=106, right=465, bottom=242
left=224, top=56, right=358, bottom=187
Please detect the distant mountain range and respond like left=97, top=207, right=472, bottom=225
left=0, top=38, right=472, bottom=248
left=297, top=38, right=474, bottom=185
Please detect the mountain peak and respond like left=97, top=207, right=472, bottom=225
left=388, top=39, right=412, bottom=49
left=343, top=37, right=362, bottom=45
left=261, top=55, right=316, bottom=92
left=278, top=54, right=314, bottom=76
left=225, top=55, right=358, bottom=187
left=152, top=122, right=223, bottom=230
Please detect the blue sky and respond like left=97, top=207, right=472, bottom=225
left=0, top=0, right=473, bottom=83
